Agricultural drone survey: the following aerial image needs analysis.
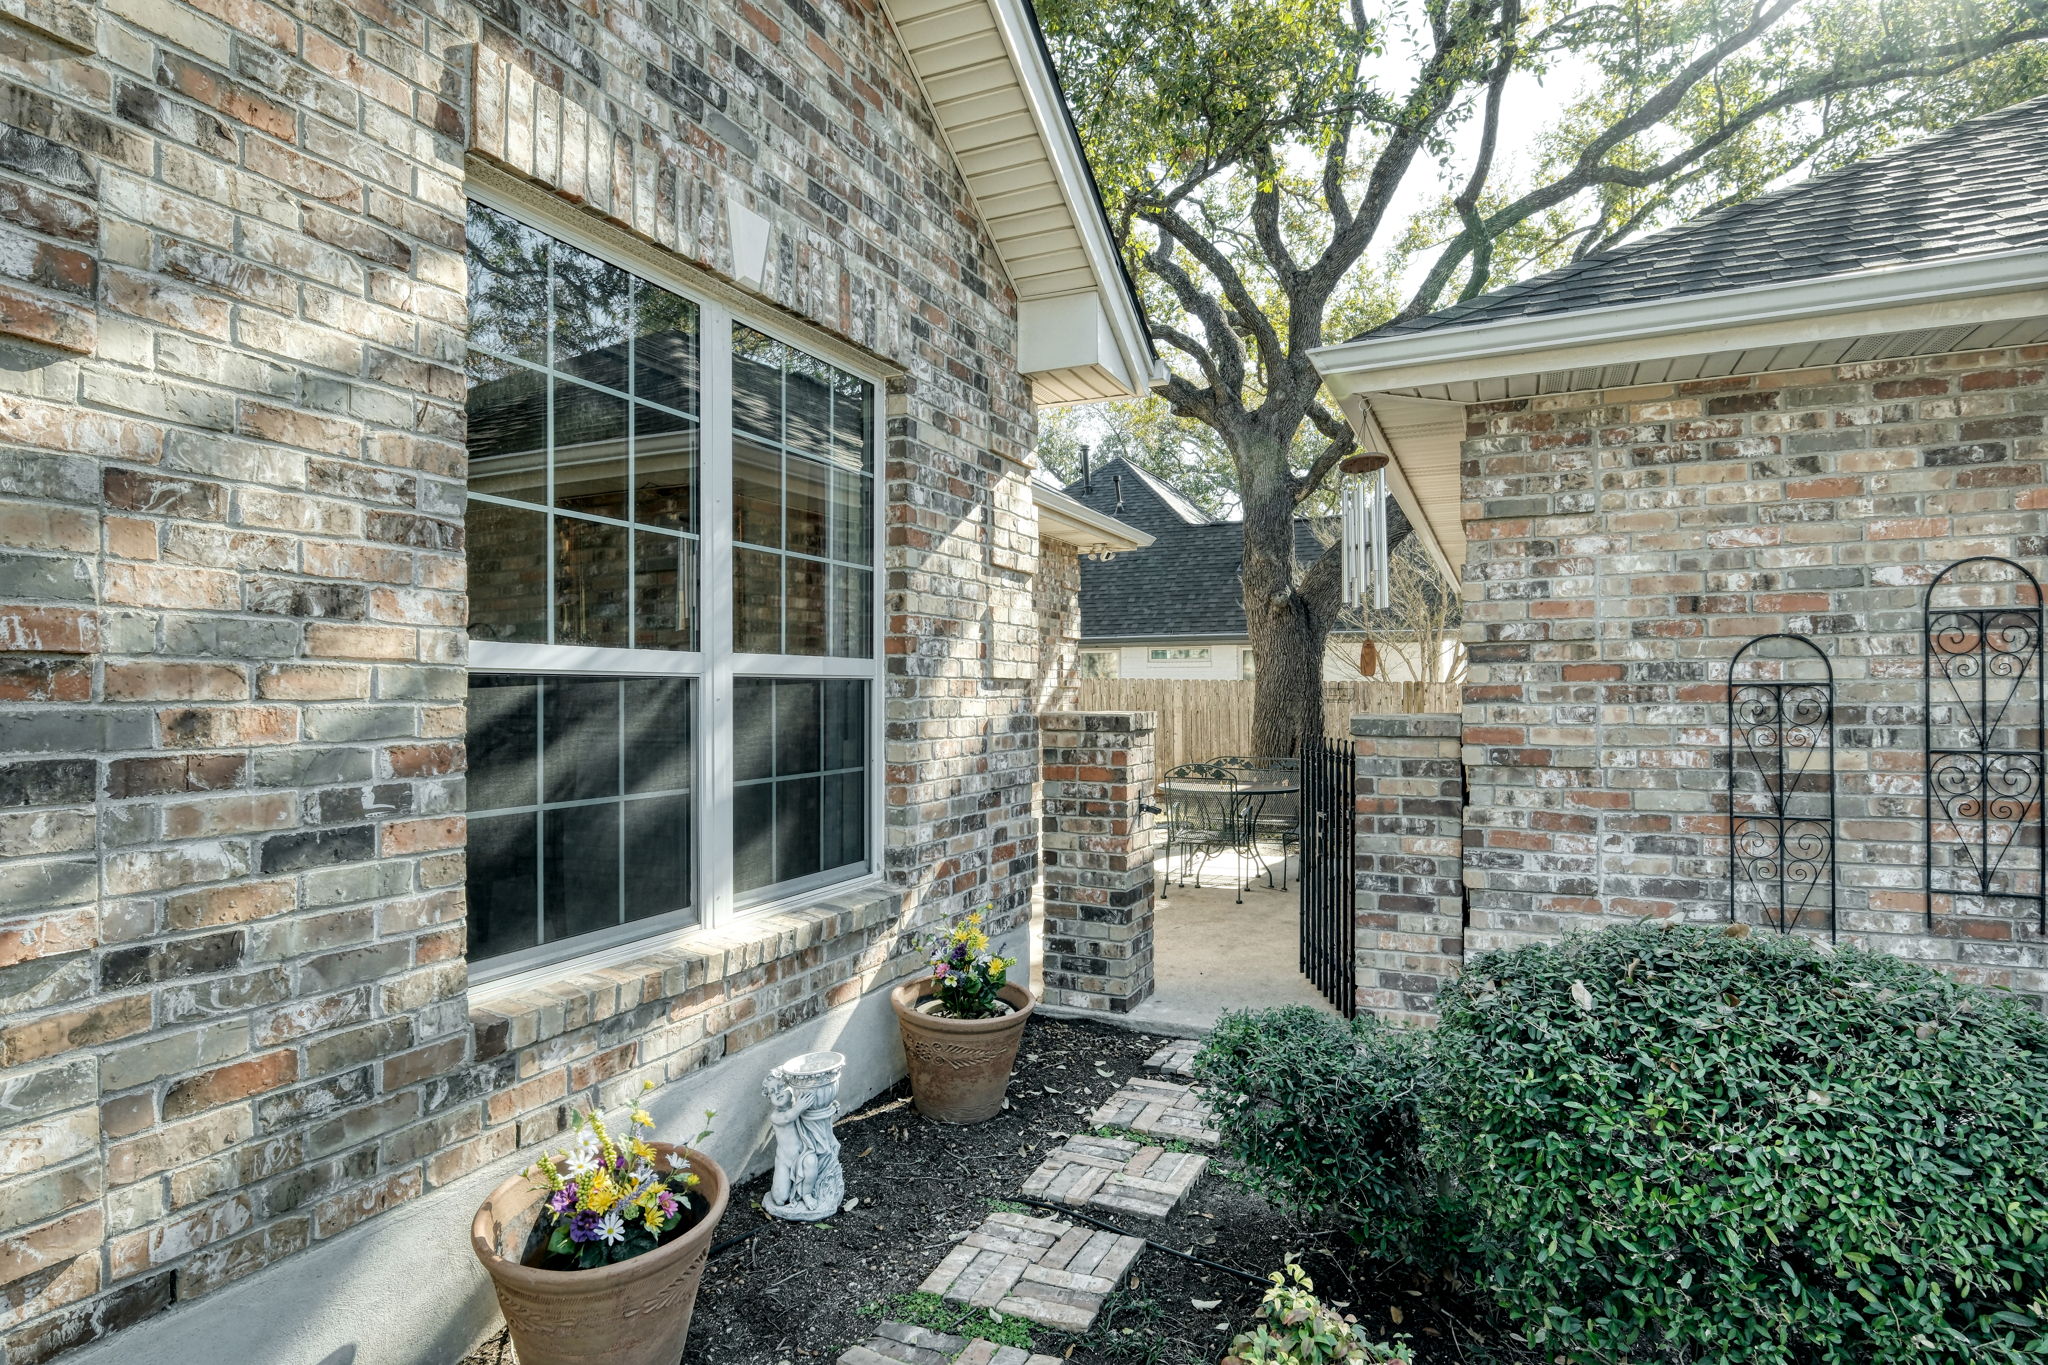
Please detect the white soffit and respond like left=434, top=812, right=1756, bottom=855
left=1031, top=484, right=1155, bottom=553
left=1309, top=247, right=2048, bottom=576
left=884, top=0, right=1158, bottom=403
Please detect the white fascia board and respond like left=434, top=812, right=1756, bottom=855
left=1032, top=484, right=1155, bottom=552
left=1310, top=247, right=2048, bottom=399
left=977, top=0, right=1159, bottom=398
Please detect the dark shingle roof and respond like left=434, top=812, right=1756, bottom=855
left=1363, top=94, right=2048, bottom=342
left=1060, top=457, right=1414, bottom=640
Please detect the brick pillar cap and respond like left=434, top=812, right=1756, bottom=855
left=1351, top=712, right=1461, bottom=739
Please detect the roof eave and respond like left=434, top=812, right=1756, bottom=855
left=1032, top=484, right=1155, bottom=553
left=885, top=0, right=1158, bottom=404
left=1311, top=245, right=2048, bottom=399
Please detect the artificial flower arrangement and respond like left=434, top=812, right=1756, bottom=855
left=924, top=907, right=1017, bottom=1019
left=525, top=1081, right=714, bottom=1270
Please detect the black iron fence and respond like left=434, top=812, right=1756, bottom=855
left=1299, top=736, right=1357, bottom=1017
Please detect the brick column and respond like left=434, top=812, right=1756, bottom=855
left=1040, top=711, right=1157, bottom=1012
left=1353, top=713, right=1466, bottom=1024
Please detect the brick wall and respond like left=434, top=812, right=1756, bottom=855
left=1459, top=347, right=2048, bottom=1009
left=1352, top=713, right=1464, bottom=1025
left=1033, top=538, right=1081, bottom=713
left=0, top=0, right=1049, bottom=1358
left=1039, top=711, right=1157, bottom=1012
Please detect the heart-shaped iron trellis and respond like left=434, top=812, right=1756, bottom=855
left=1923, top=559, right=2047, bottom=932
left=1727, top=636, right=1835, bottom=938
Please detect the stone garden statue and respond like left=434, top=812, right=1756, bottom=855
left=762, top=1050, right=846, bottom=1221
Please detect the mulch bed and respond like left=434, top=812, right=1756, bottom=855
left=463, top=1015, right=1531, bottom=1365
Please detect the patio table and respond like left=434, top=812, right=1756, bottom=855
left=1156, top=777, right=1299, bottom=893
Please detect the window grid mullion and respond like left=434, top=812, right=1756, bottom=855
left=465, top=193, right=882, bottom=977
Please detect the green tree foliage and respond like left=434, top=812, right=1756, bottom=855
left=1035, top=0, right=2048, bottom=753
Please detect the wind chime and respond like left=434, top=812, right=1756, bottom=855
left=1337, top=451, right=1391, bottom=677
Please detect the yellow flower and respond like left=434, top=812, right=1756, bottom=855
left=630, top=1137, right=657, bottom=1162
left=641, top=1078, right=656, bottom=1092
left=631, top=1108, right=655, bottom=1129
left=584, top=1171, right=618, bottom=1213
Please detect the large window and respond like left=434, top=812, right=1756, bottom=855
left=463, top=196, right=879, bottom=974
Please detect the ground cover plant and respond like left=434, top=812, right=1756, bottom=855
left=1198, top=921, right=2048, bottom=1364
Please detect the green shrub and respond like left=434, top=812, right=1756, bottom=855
left=1222, top=1263, right=1412, bottom=1365
left=1426, top=920, right=2048, bottom=1364
left=1193, top=1005, right=1438, bottom=1263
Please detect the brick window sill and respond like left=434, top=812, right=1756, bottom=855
left=465, top=882, right=906, bottom=1061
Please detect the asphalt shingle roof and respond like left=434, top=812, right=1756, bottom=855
left=1059, top=457, right=1415, bottom=640
left=1361, top=94, right=2048, bottom=341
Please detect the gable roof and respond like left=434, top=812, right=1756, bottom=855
left=884, top=0, right=1161, bottom=405
left=1060, top=457, right=1414, bottom=640
left=1361, top=94, right=2048, bottom=342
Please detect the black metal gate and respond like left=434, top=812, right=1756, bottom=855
left=1299, top=736, right=1357, bottom=1017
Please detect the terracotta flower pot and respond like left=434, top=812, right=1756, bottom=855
left=470, top=1142, right=728, bottom=1365
left=891, top=980, right=1036, bottom=1124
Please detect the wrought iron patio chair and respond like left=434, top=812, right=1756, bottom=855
left=1219, top=755, right=1302, bottom=889
left=1158, top=761, right=1245, bottom=900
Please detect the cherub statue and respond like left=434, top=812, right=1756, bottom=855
left=763, top=1051, right=845, bottom=1221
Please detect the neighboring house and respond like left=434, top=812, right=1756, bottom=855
left=1056, top=456, right=1450, bottom=683
left=0, top=1, right=1157, bottom=1362
left=1314, top=94, right=2048, bottom=1022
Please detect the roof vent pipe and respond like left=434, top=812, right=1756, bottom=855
left=1112, top=473, right=1124, bottom=515
left=1080, top=443, right=1092, bottom=491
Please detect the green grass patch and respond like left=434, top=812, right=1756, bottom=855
left=865, top=1291, right=1036, bottom=1351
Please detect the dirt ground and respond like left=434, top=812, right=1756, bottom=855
left=462, top=1015, right=1530, bottom=1365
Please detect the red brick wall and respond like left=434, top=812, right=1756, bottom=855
left=1459, top=347, right=2048, bottom=1007
left=0, top=0, right=1050, bottom=1357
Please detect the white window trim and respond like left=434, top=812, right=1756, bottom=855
left=464, top=182, right=888, bottom=987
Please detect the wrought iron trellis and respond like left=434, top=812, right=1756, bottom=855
left=1923, top=557, right=2047, bottom=931
left=1727, top=634, right=1835, bottom=937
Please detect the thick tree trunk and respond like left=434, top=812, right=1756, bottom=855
left=1238, top=455, right=1335, bottom=759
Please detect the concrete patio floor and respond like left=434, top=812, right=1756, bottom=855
left=1125, top=850, right=1340, bottom=1034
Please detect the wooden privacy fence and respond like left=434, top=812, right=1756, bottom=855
left=1073, top=678, right=1460, bottom=772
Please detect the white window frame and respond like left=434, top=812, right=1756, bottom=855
left=464, top=178, right=888, bottom=987
left=1149, top=647, right=1211, bottom=663
left=1077, top=649, right=1119, bottom=680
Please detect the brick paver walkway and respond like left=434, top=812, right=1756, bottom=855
left=1143, top=1038, right=1200, bottom=1077
left=1020, top=1134, right=1207, bottom=1220
left=915, top=1209, right=1144, bottom=1332
left=836, top=1321, right=1064, bottom=1365
left=1089, top=1076, right=1219, bottom=1146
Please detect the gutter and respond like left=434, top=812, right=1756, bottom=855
left=1032, top=484, right=1155, bottom=553
left=1310, top=245, right=2048, bottom=394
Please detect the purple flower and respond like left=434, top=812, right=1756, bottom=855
left=568, top=1210, right=601, bottom=1243
left=656, top=1190, right=679, bottom=1218
left=548, top=1184, right=577, bottom=1215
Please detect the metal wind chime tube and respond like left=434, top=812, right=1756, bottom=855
left=1338, top=452, right=1391, bottom=612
